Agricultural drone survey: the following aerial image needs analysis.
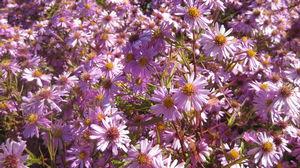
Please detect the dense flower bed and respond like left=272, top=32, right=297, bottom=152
left=0, top=0, right=300, bottom=167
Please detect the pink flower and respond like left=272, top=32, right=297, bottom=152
left=247, top=132, right=280, bottom=167
left=0, top=139, right=28, bottom=168
left=174, top=0, right=211, bottom=30
left=151, top=87, right=181, bottom=121
left=22, top=68, right=51, bottom=87
left=90, top=117, right=130, bottom=155
left=174, top=73, right=210, bottom=112
left=127, top=139, right=162, bottom=168
left=200, top=24, right=236, bottom=60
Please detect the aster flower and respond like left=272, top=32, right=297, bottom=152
left=273, top=83, right=300, bottom=117
left=54, top=72, right=79, bottom=90
left=127, top=139, right=162, bottom=168
left=203, top=0, right=226, bottom=11
left=174, top=0, right=211, bottom=30
left=284, top=60, right=300, bottom=86
left=44, top=121, right=73, bottom=149
left=90, top=117, right=130, bottom=155
left=219, top=143, right=248, bottom=168
left=190, top=140, right=212, bottom=164
left=237, top=48, right=261, bottom=71
left=200, top=24, right=236, bottom=60
left=67, top=30, right=89, bottom=48
left=98, top=57, right=123, bottom=77
left=174, top=73, right=210, bottom=112
left=273, top=136, right=291, bottom=156
left=66, top=145, right=92, bottom=168
left=0, top=139, right=28, bottom=168
left=22, top=68, right=51, bottom=87
left=247, top=132, right=280, bottom=167
left=151, top=87, right=181, bottom=121
left=23, top=111, right=51, bottom=138
left=154, top=155, right=185, bottom=168
left=23, top=86, right=67, bottom=112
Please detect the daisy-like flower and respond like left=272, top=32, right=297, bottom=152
left=203, top=0, right=226, bottom=11
left=253, top=91, right=278, bottom=122
left=66, top=145, right=92, bottom=168
left=151, top=87, right=181, bottom=121
left=219, top=143, right=248, bottom=168
left=247, top=132, right=280, bottom=167
left=273, top=136, right=291, bottom=156
left=237, top=48, right=261, bottom=71
left=99, top=11, right=121, bottom=29
left=23, top=111, right=51, bottom=138
left=154, top=155, right=185, bottom=168
left=67, top=30, right=89, bottom=48
left=23, top=86, right=66, bottom=112
left=174, top=73, right=210, bottom=112
left=54, top=72, right=79, bottom=90
left=284, top=60, right=300, bottom=86
left=273, top=83, right=300, bottom=117
left=98, top=57, right=123, bottom=77
left=22, top=68, right=51, bottom=87
left=0, top=139, right=28, bottom=168
left=200, top=24, right=236, bottom=60
left=127, top=139, right=162, bottom=168
left=90, top=117, right=131, bottom=155
left=190, top=140, right=212, bottom=164
left=174, top=0, right=211, bottom=29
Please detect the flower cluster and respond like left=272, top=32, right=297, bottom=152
left=0, top=0, right=300, bottom=167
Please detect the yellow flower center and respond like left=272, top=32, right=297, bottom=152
left=157, top=122, right=165, bottom=132
left=105, top=62, right=114, bottom=71
left=33, top=70, right=43, bottom=77
left=214, top=35, right=227, bottom=46
left=259, top=83, right=269, bottom=90
left=84, top=118, right=91, bottom=126
left=182, top=83, right=195, bottom=96
left=228, top=149, right=240, bottom=160
left=97, top=113, right=105, bottom=122
left=187, top=7, right=200, bottom=18
left=78, top=151, right=87, bottom=160
left=95, top=94, right=104, bottom=102
left=0, top=102, right=8, bottom=110
left=137, top=153, right=151, bottom=165
left=247, top=49, right=257, bottom=58
left=262, top=141, right=273, bottom=152
left=27, top=114, right=38, bottom=124
left=241, top=36, right=248, bottom=42
left=101, top=33, right=109, bottom=41
left=163, top=95, right=174, bottom=108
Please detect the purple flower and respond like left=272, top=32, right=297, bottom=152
left=90, top=117, right=130, bottom=155
left=66, top=145, right=92, bottom=168
left=0, top=139, right=28, bottom=168
left=22, top=68, right=51, bottom=87
left=174, top=73, right=210, bottom=112
left=200, top=24, right=236, bottom=60
left=23, top=111, right=51, bottom=138
left=151, top=87, right=181, bottom=121
left=127, top=139, right=162, bottom=168
left=247, top=132, right=280, bottom=167
left=174, top=0, right=211, bottom=30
